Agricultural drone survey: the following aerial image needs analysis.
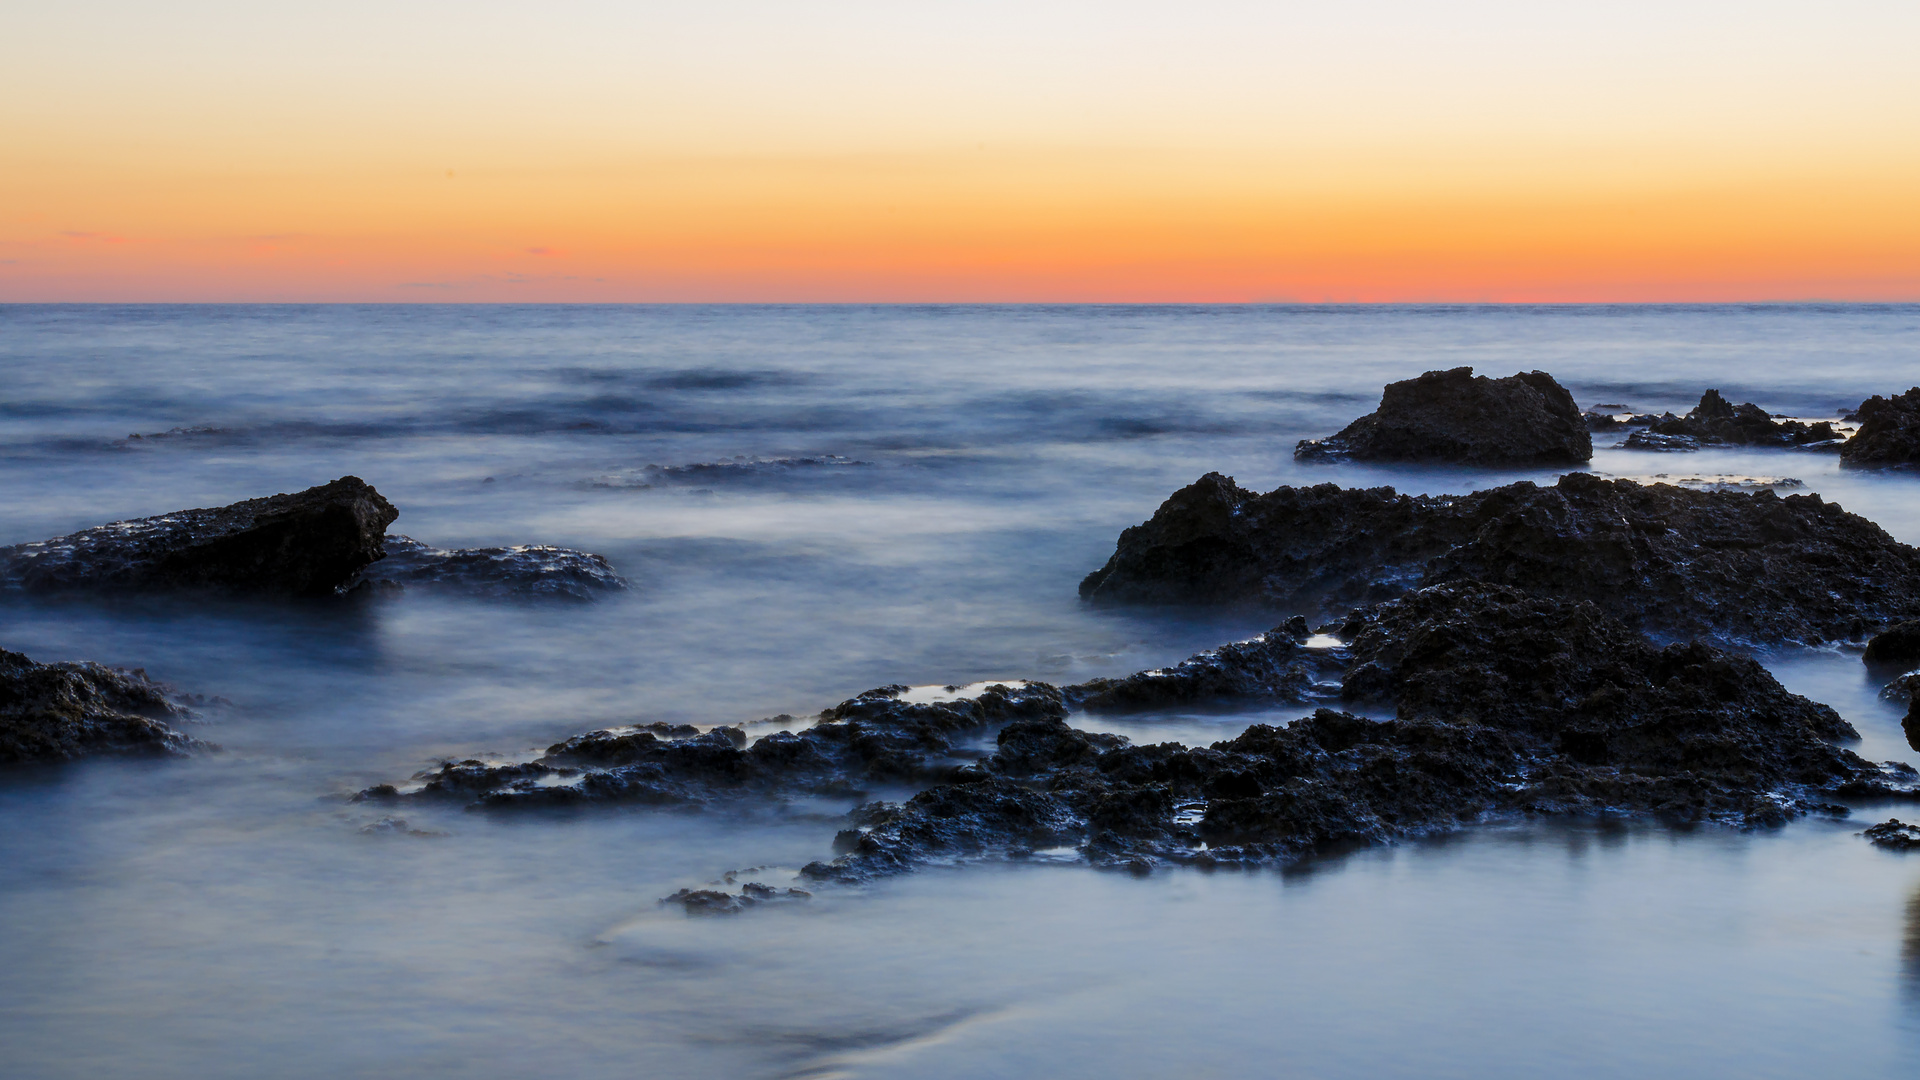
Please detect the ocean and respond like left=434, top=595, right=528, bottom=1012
left=2, top=303, right=1918, bottom=1078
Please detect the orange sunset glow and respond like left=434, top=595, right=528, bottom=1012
left=5, top=0, right=1919, bottom=302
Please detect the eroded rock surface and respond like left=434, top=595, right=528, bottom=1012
left=1078, top=471, right=1920, bottom=646
left=1864, top=820, right=1920, bottom=850
left=356, top=535, right=626, bottom=601
left=1062, top=616, right=1344, bottom=712
left=0, top=477, right=397, bottom=597
left=1, top=649, right=203, bottom=763
left=1295, top=367, right=1591, bottom=465
left=1841, top=388, right=1920, bottom=465
left=1865, top=621, right=1920, bottom=669
left=361, top=584, right=1916, bottom=884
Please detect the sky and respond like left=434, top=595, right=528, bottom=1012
left=3, top=0, right=1918, bottom=302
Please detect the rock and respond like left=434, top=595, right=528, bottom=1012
left=355, top=535, right=626, bottom=601
left=0, top=477, right=397, bottom=597
left=1079, top=471, right=1920, bottom=646
left=0, top=648, right=204, bottom=763
left=1863, top=820, right=1920, bottom=850
left=1294, top=367, right=1591, bottom=465
left=1632, top=390, right=1837, bottom=448
left=660, top=884, right=811, bottom=915
left=1622, top=430, right=1699, bottom=452
left=1061, top=616, right=1342, bottom=712
left=1864, top=621, right=1920, bottom=669
left=372, top=682, right=1067, bottom=809
left=366, top=583, right=1919, bottom=886
left=1841, top=388, right=1920, bottom=465
left=1908, top=700, right=1920, bottom=753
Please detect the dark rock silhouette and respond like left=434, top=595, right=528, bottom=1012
left=1865, top=621, right=1920, bottom=669
left=1295, top=367, right=1591, bottom=465
left=1630, top=390, right=1839, bottom=449
left=1078, top=471, right=1920, bottom=646
left=0, top=477, right=397, bottom=597
left=0, top=649, right=204, bottom=763
left=1843, top=388, right=1920, bottom=465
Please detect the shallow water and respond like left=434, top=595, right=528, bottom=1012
left=3, top=304, right=1919, bottom=1077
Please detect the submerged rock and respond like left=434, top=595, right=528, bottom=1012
left=1294, top=367, right=1591, bottom=466
left=364, top=584, right=1917, bottom=884
left=1629, top=390, right=1838, bottom=449
left=660, top=883, right=811, bottom=916
left=355, top=535, right=626, bottom=601
left=1863, top=820, right=1920, bottom=850
left=1078, top=471, right=1920, bottom=646
left=1841, top=388, right=1920, bottom=465
left=0, top=649, right=204, bottom=763
left=1621, top=430, right=1700, bottom=452
left=0, top=477, right=397, bottom=598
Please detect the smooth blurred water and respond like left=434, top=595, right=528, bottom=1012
left=2, top=303, right=1919, bottom=1078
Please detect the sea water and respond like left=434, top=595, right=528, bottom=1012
left=1, top=303, right=1918, bottom=1078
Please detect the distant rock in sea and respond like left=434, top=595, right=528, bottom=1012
left=356, top=535, right=627, bottom=602
left=1295, top=367, right=1591, bottom=465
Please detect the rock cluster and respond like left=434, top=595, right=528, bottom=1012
left=1295, top=368, right=1591, bottom=465
left=1628, top=390, right=1841, bottom=450
left=1842, top=387, right=1920, bottom=465
left=0, top=477, right=397, bottom=597
left=0, top=649, right=203, bottom=763
left=359, top=584, right=1918, bottom=881
left=1077, top=471, right=1920, bottom=646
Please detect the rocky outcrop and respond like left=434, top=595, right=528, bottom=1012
left=1078, top=471, right=1920, bottom=646
left=1, top=649, right=203, bottom=763
left=1627, top=390, right=1840, bottom=449
left=360, top=584, right=1916, bottom=883
left=1842, top=388, right=1920, bottom=465
left=355, top=536, right=626, bottom=601
left=1295, top=368, right=1591, bottom=465
left=0, top=477, right=397, bottom=598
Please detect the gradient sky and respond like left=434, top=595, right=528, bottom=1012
left=4, top=0, right=1918, bottom=301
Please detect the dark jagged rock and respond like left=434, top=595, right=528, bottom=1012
left=365, top=683, right=1067, bottom=810
left=1841, top=388, right=1920, bottom=465
left=802, top=584, right=1910, bottom=881
left=366, top=584, right=1917, bottom=886
left=1631, top=390, right=1839, bottom=449
left=1907, top=700, right=1920, bottom=753
left=1622, top=430, right=1699, bottom=452
left=1079, top=471, right=1920, bottom=646
left=1295, top=367, right=1591, bottom=465
left=1, top=648, right=204, bottom=763
left=0, top=477, right=397, bottom=597
left=1061, top=616, right=1343, bottom=712
left=1865, top=621, right=1920, bottom=669
left=355, top=535, right=626, bottom=601
left=1863, top=820, right=1920, bottom=850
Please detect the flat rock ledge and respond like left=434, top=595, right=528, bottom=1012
left=0, top=477, right=397, bottom=597
left=1, top=648, right=205, bottom=764
left=1078, top=471, right=1920, bottom=647
left=357, top=583, right=1918, bottom=884
left=1295, top=367, right=1591, bottom=465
